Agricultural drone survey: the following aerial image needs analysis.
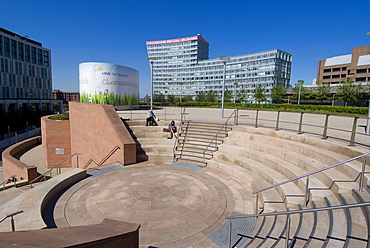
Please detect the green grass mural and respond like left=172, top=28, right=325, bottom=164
left=80, top=92, right=139, bottom=105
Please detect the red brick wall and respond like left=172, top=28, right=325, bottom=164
left=69, top=102, right=136, bottom=168
left=41, top=116, right=72, bottom=168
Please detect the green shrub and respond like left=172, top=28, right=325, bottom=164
left=49, top=113, right=69, bottom=120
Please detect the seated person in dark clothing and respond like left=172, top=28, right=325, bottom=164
left=146, top=110, right=157, bottom=126
left=167, top=120, right=177, bottom=139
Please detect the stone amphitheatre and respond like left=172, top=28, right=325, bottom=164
left=1, top=103, right=370, bottom=247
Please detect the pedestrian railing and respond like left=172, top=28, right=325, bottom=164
left=253, top=152, right=370, bottom=214
left=0, top=175, right=17, bottom=190
left=0, top=210, right=24, bottom=232
left=82, top=146, right=121, bottom=169
left=226, top=202, right=370, bottom=248
left=29, top=153, right=81, bottom=188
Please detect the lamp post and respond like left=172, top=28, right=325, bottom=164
left=147, top=57, right=157, bottom=110
left=297, top=80, right=304, bottom=105
left=219, top=57, right=230, bottom=118
left=179, top=82, right=184, bottom=103
left=233, top=82, right=238, bottom=103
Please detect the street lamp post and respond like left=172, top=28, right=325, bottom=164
left=233, top=82, right=238, bottom=103
left=219, top=57, right=230, bottom=118
left=297, top=80, right=304, bottom=105
left=147, top=57, right=157, bottom=110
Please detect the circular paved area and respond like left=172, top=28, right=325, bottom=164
left=57, top=164, right=254, bottom=247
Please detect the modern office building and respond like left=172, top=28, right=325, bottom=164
left=317, top=45, right=370, bottom=85
left=146, top=35, right=292, bottom=102
left=0, top=27, right=59, bottom=111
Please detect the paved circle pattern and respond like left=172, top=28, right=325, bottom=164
left=63, top=165, right=249, bottom=246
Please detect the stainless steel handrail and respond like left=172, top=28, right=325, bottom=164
left=253, top=151, right=370, bottom=213
left=0, top=210, right=24, bottom=231
left=1, top=175, right=17, bottom=190
left=202, top=109, right=239, bottom=165
left=82, top=146, right=121, bottom=169
left=29, top=152, right=81, bottom=188
left=172, top=107, right=186, bottom=162
left=239, top=109, right=370, bottom=147
left=226, top=202, right=370, bottom=248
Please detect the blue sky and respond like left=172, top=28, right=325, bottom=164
left=1, top=0, right=369, bottom=97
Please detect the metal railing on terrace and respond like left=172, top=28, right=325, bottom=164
left=117, top=107, right=370, bottom=147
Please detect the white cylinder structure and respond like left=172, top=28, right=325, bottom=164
left=79, top=62, right=139, bottom=105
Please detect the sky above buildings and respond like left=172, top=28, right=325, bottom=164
left=1, top=0, right=369, bottom=97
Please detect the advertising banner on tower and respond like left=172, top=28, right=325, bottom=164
left=79, top=62, right=139, bottom=105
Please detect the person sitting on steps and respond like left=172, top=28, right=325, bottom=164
left=167, top=120, right=177, bottom=139
left=146, top=110, right=157, bottom=126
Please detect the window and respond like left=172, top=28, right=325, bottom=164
left=332, top=75, right=340, bottom=79
left=323, top=69, right=331, bottom=73
left=18, top=42, right=24, bottom=61
left=355, top=77, right=366, bottom=82
left=0, top=35, right=3, bottom=56
left=356, top=69, right=367, bottom=74
left=333, top=68, right=340, bottom=72
left=323, top=76, right=330, bottom=79
left=25, top=45, right=30, bottom=63
left=31, top=47, right=36, bottom=64
left=342, top=67, right=347, bottom=71
left=11, top=40, right=17, bottom=59
left=4, top=37, right=10, bottom=57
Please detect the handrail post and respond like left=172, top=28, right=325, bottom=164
left=349, top=116, right=358, bottom=146
left=276, top=111, right=280, bottom=131
left=304, top=176, right=310, bottom=207
left=11, top=216, right=15, bottom=232
left=359, top=156, right=367, bottom=192
left=255, top=109, right=259, bottom=128
left=298, top=112, right=304, bottom=134
left=255, top=192, right=259, bottom=214
left=285, top=214, right=291, bottom=248
left=76, top=153, right=79, bottom=168
left=228, top=219, right=232, bottom=248
left=322, top=114, right=329, bottom=139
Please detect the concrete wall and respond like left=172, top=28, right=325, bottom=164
left=41, top=116, right=72, bottom=168
left=2, top=137, right=39, bottom=181
left=69, top=102, right=136, bottom=168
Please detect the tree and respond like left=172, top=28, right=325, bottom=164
left=182, top=95, right=193, bottom=102
left=224, top=88, right=233, bottom=102
left=166, top=94, right=176, bottom=104
left=153, top=93, right=165, bottom=102
left=314, top=82, right=331, bottom=104
left=253, top=84, right=267, bottom=103
left=195, top=92, right=206, bottom=102
left=236, top=89, right=248, bottom=103
left=270, top=85, right=287, bottom=103
left=206, top=90, right=218, bottom=102
left=336, top=78, right=358, bottom=106
left=291, top=82, right=312, bottom=101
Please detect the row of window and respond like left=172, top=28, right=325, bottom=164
left=1, top=86, right=50, bottom=99
left=1, top=58, right=50, bottom=78
left=0, top=35, right=50, bottom=67
left=323, top=68, right=370, bottom=74
left=0, top=73, right=51, bottom=90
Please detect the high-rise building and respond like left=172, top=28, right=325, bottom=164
left=0, top=28, right=57, bottom=111
left=146, top=35, right=292, bottom=102
left=317, top=45, right=370, bottom=85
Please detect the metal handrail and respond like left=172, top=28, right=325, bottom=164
left=1, top=175, right=17, bottom=190
left=240, top=109, right=370, bottom=147
left=202, top=109, right=239, bottom=165
left=0, top=210, right=24, bottom=231
left=29, top=152, right=81, bottom=188
left=172, top=107, right=187, bottom=162
left=226, top=202, right=370, bottom=248
left=253, top=151, right=370, bottom=213
left=82, top=146, right=121, bottom=169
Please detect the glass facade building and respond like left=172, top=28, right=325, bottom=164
left=146, top=35, right=292, bottom=102
left=0, top=28, right=52, bottom=100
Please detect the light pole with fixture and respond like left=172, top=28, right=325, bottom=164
left=147, top=57, right=157, bottom=110
left=297, top=80, right=304, bottom=105
left=233, top=82, right=238, bottom=103
left=219, top=57, right=230, bottom=118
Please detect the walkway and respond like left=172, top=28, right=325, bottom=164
left=55, top=163, right=254, bottom=247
